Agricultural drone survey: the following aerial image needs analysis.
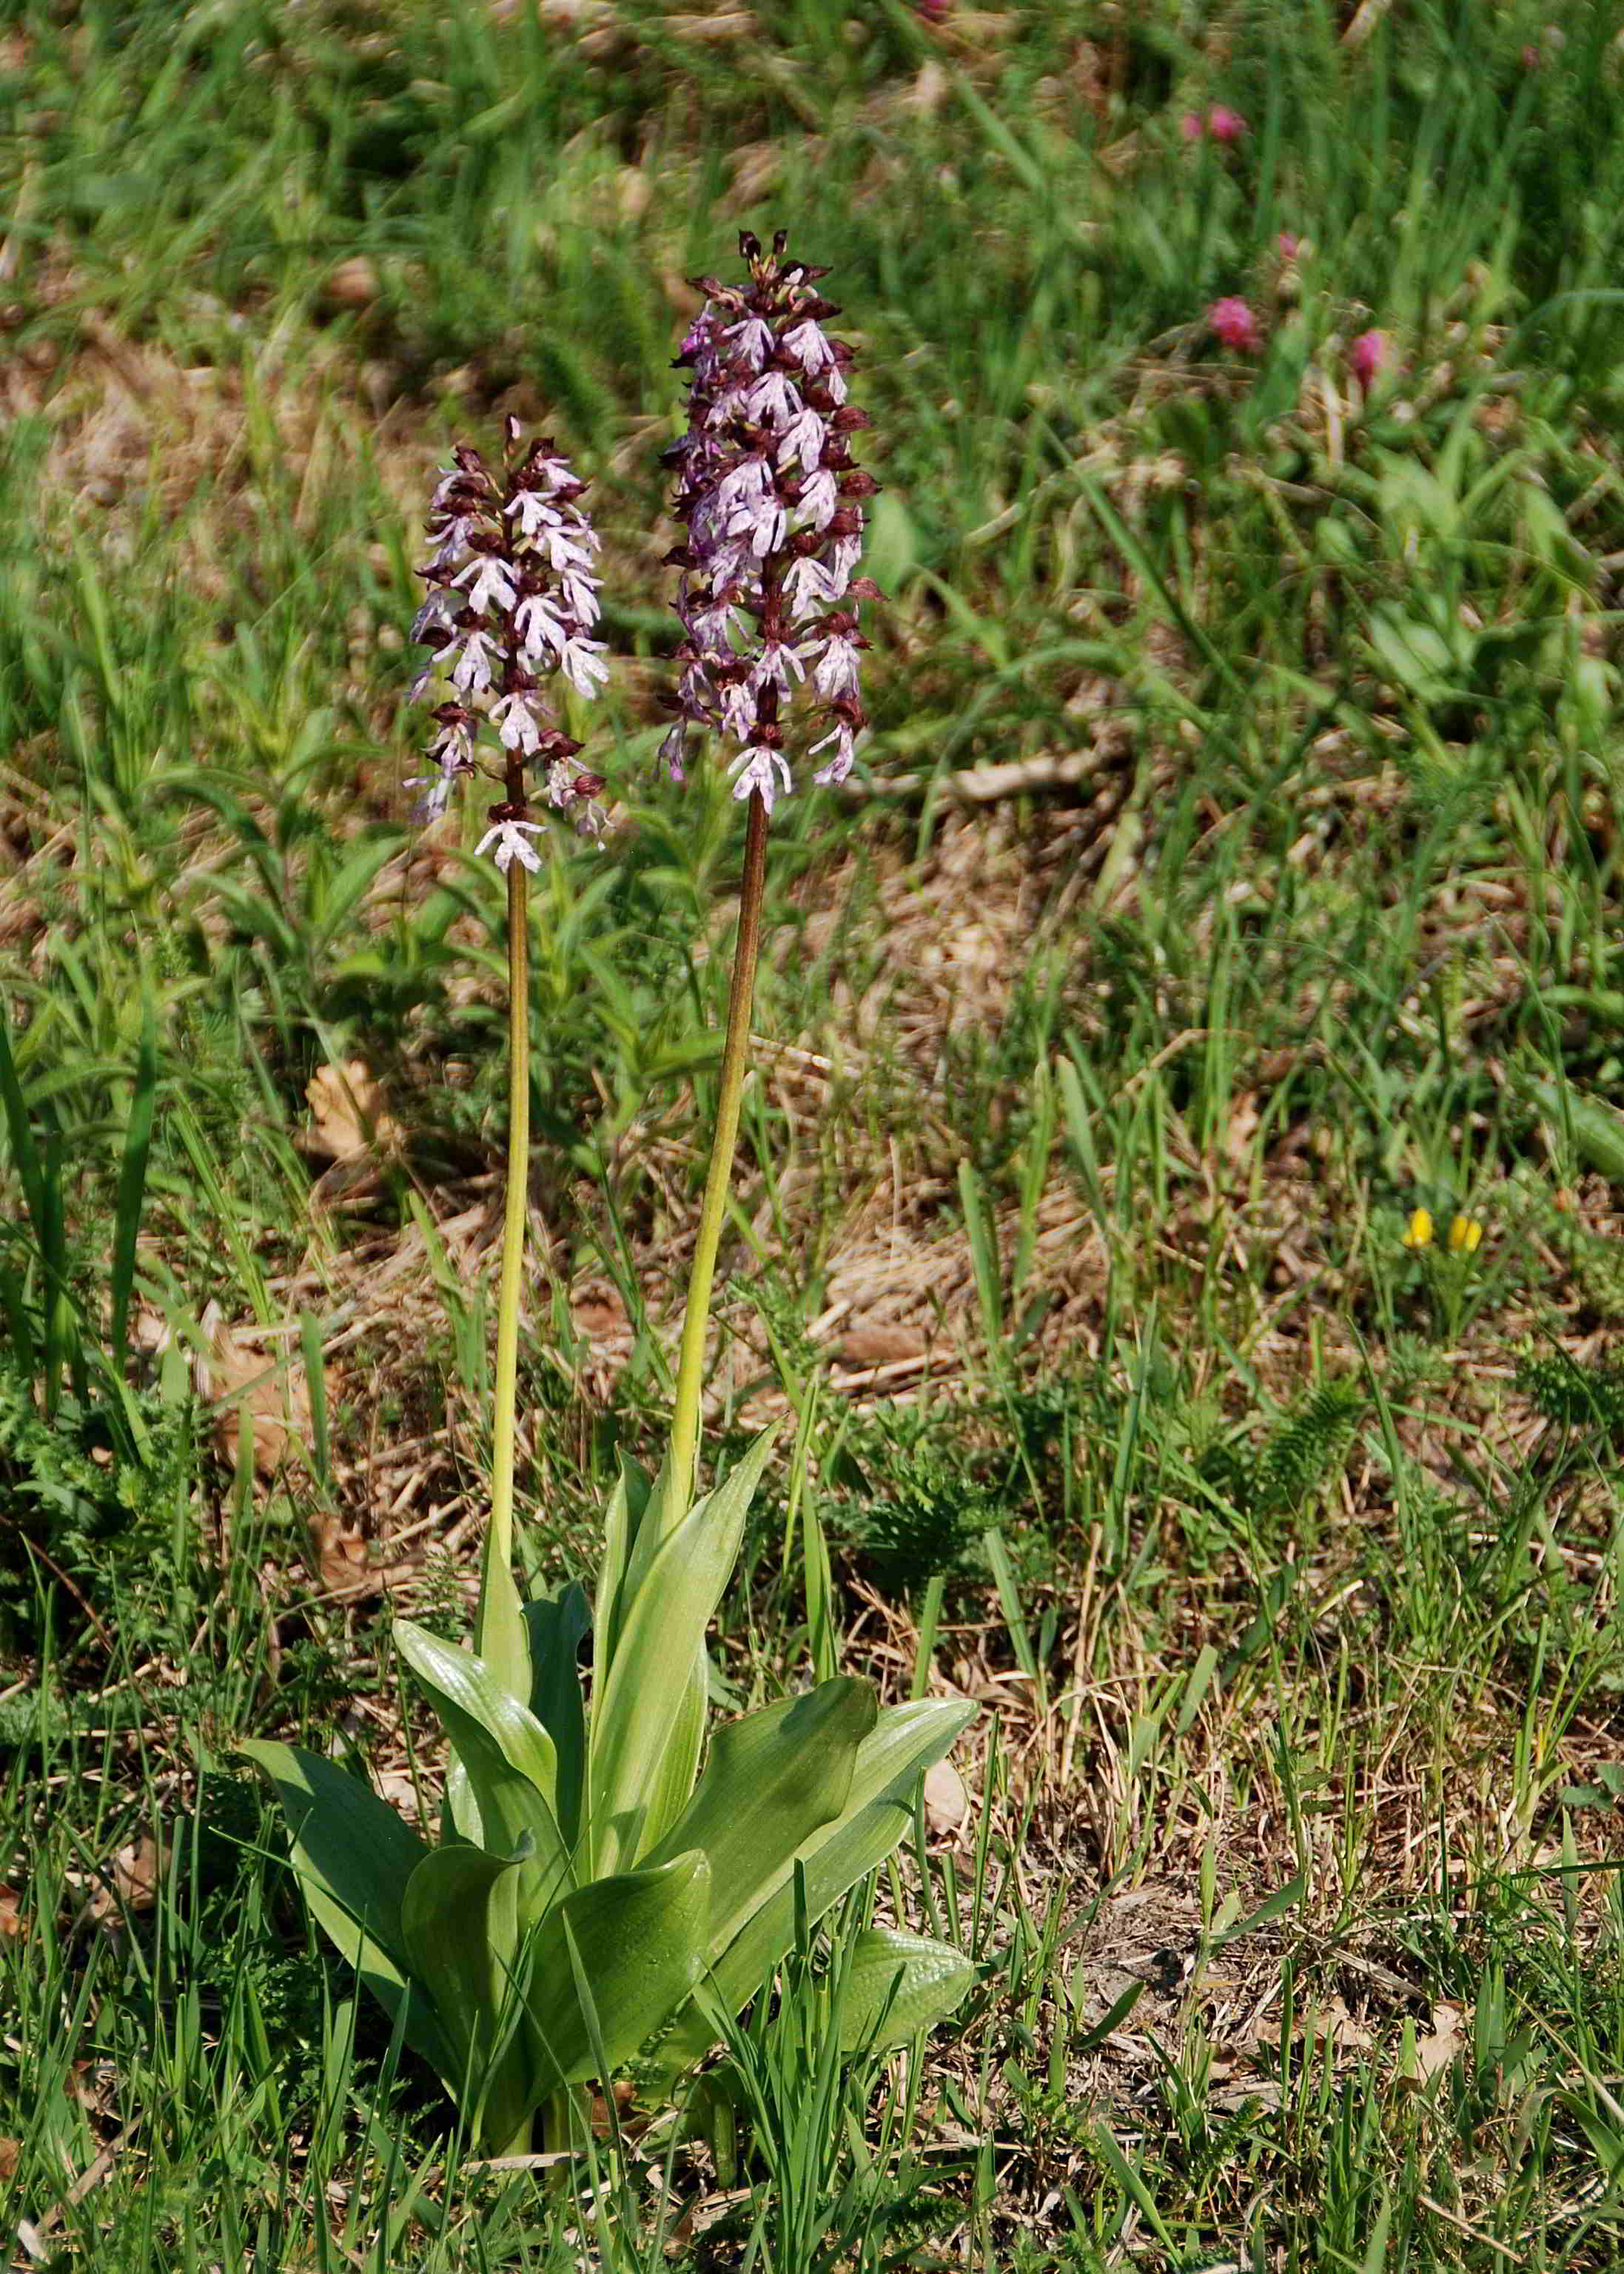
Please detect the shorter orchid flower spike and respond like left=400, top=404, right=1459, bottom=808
left=408, top=417, right=608, bottom=862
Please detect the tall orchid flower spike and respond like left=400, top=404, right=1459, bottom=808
left=658, top=229, right=880, bottom=809
left=657, top=230, right=881, bottom=1520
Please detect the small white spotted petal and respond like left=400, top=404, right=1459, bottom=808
left=474, top=818, right=547, bottom=873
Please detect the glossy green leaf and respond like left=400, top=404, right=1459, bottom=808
left=523, top=1583, right=590, bottom=1848
left=646, top=1677, right=876, bottom=1957
left=394, top=1621, right=568, bottom=1916
left=402, top=1842, right=532, bottom=2144
left=395, top=1621, right=558, bottom=1795
left=1527, top=1078, right=1624, bottom=1181
left=655, top=1697, right=972, bottom=2077
left=591, top=1458, right=646, bottom=1698
left=238, top=1740, right=457, bottom=2084
left=839, top=1926, right=977, bottom=2052
left=239, top=1739, right=426, bottom=1963
left=474, top=1537, right=529, bottom=1720
left=527, top=1851, right=710, bottom=2091
left=445, top=1758, right=480, bottom=1845
left=636, top=1644, right=708, bottom=1865
left=632, top=1443, right=682, bottom=1568
left=586, top=1432, right=775, bottom=1876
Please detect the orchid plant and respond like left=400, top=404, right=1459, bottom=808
left=244, top=235, right=973, bottom=2160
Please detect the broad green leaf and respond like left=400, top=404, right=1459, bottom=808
left=394, top=1622, right=568, bottom=1916
left=586, top=1432, right=774, bottom=1876
left=655, top=1697, right=972, bottom=2076
left=238, top=1740, right=457, bottom=2085
left=523, top=1583, right=590, bottom=1848
left=635, top=1444, right=682, bottom=1563
left=474, top=1532, right=528, bottom=1712
left=839, top=1926, right=976, bottom=2052
left=395, top=1621, right=558, bottom=1797
left=1526, top=1078, right=1624, bottom=1182
left=527, top=1851, right=710, bottom=2091
left=591, top=1457, right=650, bottom=1700
left=239, top=1740, right=426, bottom=1964
left=646, top=1678, right=876, bottom=1957
left=446, top=1758, right=480, bottom=1845
left=636, top=1644, right=708, bottom=1865
left=402, top=1843, right=531, bottom=2146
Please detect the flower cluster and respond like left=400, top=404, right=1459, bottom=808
left=1349, top=328, right=1386, bottom=390
left=1403, top=1207, right=1482, bottom=1255
left=1181, top=104, right=1247, bottom=144
left=1208, top=295, right=1261, bottom=353
left=408, top=418, right=608, bottom=870
left=660, top=229, right=880, bottom=813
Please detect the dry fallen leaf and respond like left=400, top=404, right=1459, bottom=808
left=83, top=1834, right=162, bottom=1927
left=1307, top=1998, right=1377, bottom=2056
left=309, top=1509, right=375, bottom=1598
left=303, top=1059, right=401, bottom=1164
left=204, top=1319, right=320, bottom=1482
left=571, top=1289, right=630, bottom=1344
left=588, top=2079, right=638, bottom=2136
left=832, top=1323, right=930, bottom=1369
left=1406, top=2001, right=1466, bottom=2082
left=0, top=2138, right=18, bottom=2181
left=320, top=257, right=379, bottom=312
left=0, top=1885, right=23, bottom=1939
left=924, top=1758, right=969, bottom=1835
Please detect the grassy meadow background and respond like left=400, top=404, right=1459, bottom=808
left=5, top=0, right=1624, bottom=2264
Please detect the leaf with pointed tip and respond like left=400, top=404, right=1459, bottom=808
left=527, top=1851, right=711, bottom=2092
left=637, top=1646, right=707, bottom=1864
left=445, top=1758, right=480, bottom=1845
left=238, top=1740, right=457, bottom=2085
left=654, top=1697, right=973, bottom=2078
left=646, top=1678, right=876, bottom=1959
left=591, top=1458, right=648, bottom=1700
left=402, top=1842, right=533, bottom=2144
left=475, top=1531, right=529, bottom=1717
left=394, top=1621, right=568, bottom=1918
left=628, top=1445, right=680, bottom=1580
left=839, top=1927, right=977, bottom=2052
left=522, top=1583, right=589, bottom=1848
left=586, top=1431, right=776, bottom=1876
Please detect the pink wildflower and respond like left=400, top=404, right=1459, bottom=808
left=1350, top=329, right=1386, bottom=389
left=1207, top=105, right=1247, bottom=143
left=1208, top=297, right=1261, bottom=353
left=1180, top=112, right=1204, bottom=143
left=1276, top=232, right=1299, bottom=260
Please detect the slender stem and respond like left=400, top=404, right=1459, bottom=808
left=666, top=790, right=769, bottom=1519
left=477, top=855, right=530, bottom=1663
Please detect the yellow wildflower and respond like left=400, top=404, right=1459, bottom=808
left=1448, top=1214, right=1483, bottom=1254
left=1403, top=1207, right=1435, bottom=1250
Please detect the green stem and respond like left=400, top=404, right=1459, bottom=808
left=666, top=790, right=769, bottom=1522
left=477, top=856, right=529, bottom=1681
